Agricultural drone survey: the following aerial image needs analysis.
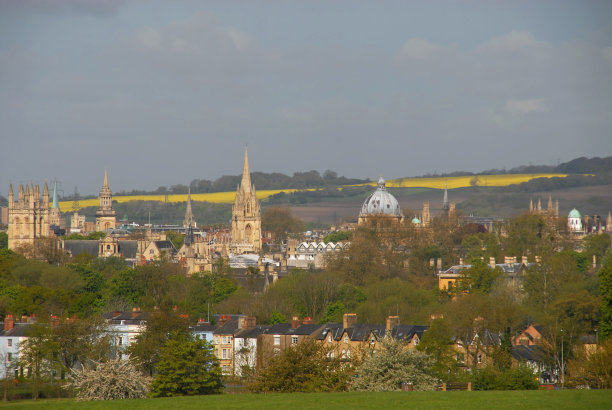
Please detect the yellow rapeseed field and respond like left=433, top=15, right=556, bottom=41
left=360, top=173, right=568, bottom=189
left=58, top=189, right=314, bottom=212
left=58, top=174, right=566, bottom=212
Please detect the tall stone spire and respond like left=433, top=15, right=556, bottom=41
left=103, top=169, right=109, bottom=189
left=52, top=181, right=59, bottom=209
left=183, top=187, right=196, bottom=228
left=241, top=147, right=252, bottom=193
left=442, top=183, right=449, bottom=211
left=8, top=184, right=13, bottom=204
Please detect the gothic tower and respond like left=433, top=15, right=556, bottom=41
left=95, top=170, right=116, bottom=231
left=183, top=187, right=196, bottom=228
left=49, top=181, right=62, bottom=227
left=231, top=148, right=262, bottom=253
left=7, top=182, right=50, bottom=250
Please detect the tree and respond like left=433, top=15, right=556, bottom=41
left=351, top=337, right=437, bottom=391
left=458, top=259, right=502, bottom=294
left=0, top=233, right=7, bottom=250
left=567, top=337, right=612, bottom=388
left=128, top=312, right=191, bottom=375
left=417, top=319, right=457, bottom=379
left=66, top=359, right=151, bottom=401
left=262, top=206, right=305, bottom=242
left=165, top=231, right=185, bottom=251
left=150, top=334, right=222, bottom=397
left=250, top=338, right=349, bottom=393
left=599, top=248, right=612, bottom=338
left=19, top=322, right=60, bottom=399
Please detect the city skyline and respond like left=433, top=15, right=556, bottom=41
left=1, top=0, right=611, bottom=196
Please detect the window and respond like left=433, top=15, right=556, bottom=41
left=7, top=353, right=12, bottom=362
left=328, top=335, right=332, bottom=343
left=291, top=336, right=298, bottom=345
left=347, top=349, right=351, bottom=358
left=477, top=354, right=482, bottom=364
left=344, top=335, right=349, bottom=344
left=273, top=335, right=280, bottom=345
left=222, top=336, right=227, bottom=344
left=214, top=336, right=218, bottom=345
left=413, top=338, right=419, bottom=346
left=7, top=339, right=12, bottom=347
left=370, top=337, right=375, bottom=344
left=222, top=349, right=227, bottom=359
left=456, top=353, right=464, bottom=363
left=341, top=349, right=346, bottom=358
left=118, top=337, right=123, bottom=346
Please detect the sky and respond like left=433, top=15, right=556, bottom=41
left=1, top=0, right=611, bottom=197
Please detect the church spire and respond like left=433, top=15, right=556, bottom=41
left=184, top=187, right=196, bottom=228
left=103, top=169, right=109, bottom=189
left=443, top=183, right=449, bottom=211
left=241, top=147, right=252, bottom=193
left=52, top=181, right=59, bottom=209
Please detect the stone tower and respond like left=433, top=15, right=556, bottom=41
left=230, top=148, right=262, bottom=253
left=95, top=170, right=116, bottom=231
left=183, top=187, right=196, bottom=228
left=49, top=181, right=62, bottom=227
left=7, top=182, right=50, bottom=250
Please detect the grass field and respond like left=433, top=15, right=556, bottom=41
left=4, top=390, right=611, bottom=409
left=58, top=173, right=567, bottom=212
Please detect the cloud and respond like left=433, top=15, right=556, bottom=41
left=479, top=30, right=546, bottom=52
left=134, top=13, right=254, bottom=56
left=397, top=38, right=443, bottom=61
left=2, top=0, right=125, bottom=17
left=505, top=98, right=549, bottom=115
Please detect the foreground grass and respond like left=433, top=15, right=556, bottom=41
left=4, top=390, right=611, bottom=409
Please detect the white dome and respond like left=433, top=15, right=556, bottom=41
left=360, top=177, right=401, bottom=217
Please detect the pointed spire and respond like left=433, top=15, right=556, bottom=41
left=43, top=182, right=49, bottom=206
left=52, top=181, right=59, bottom=209
left=240, top=147, right=252, bottom=193
left=184, top=187, right=195, bottom=228
left=547, top=194, right=552, bottom=211
left=443, top=183, right=449, bottom=211
left=529, top=199, right=533, bottom=213
left=103, top=169, right=109, bottom=188
left=18, top=184, right=24, bottom=202
left=8, top=184, right=13, bottom=200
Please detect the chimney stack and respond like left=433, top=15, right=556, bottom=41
left=343, top=313, right=357, bottom=329
left=302, top=316, right=314, bottom=325
left=219, top=315, right=228, bottom=327
left=436, top=258, right=442, bottom=270
left=291, top=315, right=300, bottom=329
left=535, top=256, right=542, bottom=264
left=4, top=315, right=13, bottom=331
left=459, top=257, right=464, bottom=266
left=386, top=315, right=400, bottom=331
left=521, top=256, right=528, bottom=264
left=489, top=257, right=495, bottom=269
left=50, top=315, right=60, bottom=327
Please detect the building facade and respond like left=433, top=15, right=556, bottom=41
left=95, top=170, right=116, bottom=232
left=230, top=149, right=262, bottom=254
left=7, top=183, right=50, bottom=250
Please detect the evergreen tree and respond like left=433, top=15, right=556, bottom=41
left=150, top=333, right=222, bottom=397
left=599, top=248, right=612, bottom=338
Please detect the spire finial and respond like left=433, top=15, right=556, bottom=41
left=241, top=147, right=252, bottom=192
left=103, top=169, right=109, bottom=188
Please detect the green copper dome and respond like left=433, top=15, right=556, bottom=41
left=568, top=208, right=581, bottom=218
left=411, top=216, right=420, bottom=224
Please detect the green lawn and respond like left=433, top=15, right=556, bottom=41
left=3, top=390, right=611, bottom=409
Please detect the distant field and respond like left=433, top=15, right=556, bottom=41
left=59, top=174, right=567, bottom=212
left=359, top=173, right=568, bottom=189
left=5, top=390, right=611, bottom=409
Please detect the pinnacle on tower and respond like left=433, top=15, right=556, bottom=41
left=103, top=169, right=109, bottom=188
left=547, top=195, right=553, bottom=211
left=241, top=147, right=252, bottom=193
left=8, top=184, right=13, bottom=201
left=52, top=181, right=59, bottom=209
left=443, top=183, right=449, bottom=211
left=184, top=187, right=196, bottom=228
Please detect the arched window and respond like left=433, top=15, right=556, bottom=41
left=245, top=224, right=252, bottom=240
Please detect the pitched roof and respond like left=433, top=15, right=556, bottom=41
left=512, top=345, right=548, bottom=362
left=0, top=323, right=32, bottom=337
left=63, top=240, right=99, bottom=257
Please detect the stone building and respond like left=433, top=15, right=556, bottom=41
left=358, top=177, right=404, bottom=227
left=95, top=170, right=116, bottom=232
left=7, top=183, right=50, bottom=250
left=230, top=148, right=262, bottom=254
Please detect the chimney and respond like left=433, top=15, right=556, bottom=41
left=131, top=307, right=140, bottom=318
left=291, top=315, right=300, bottom=329
left=386, top=315, right=400, bottom=331
left=4, top=315, right=13, bottom=331
left=436, top=258, right=442, bottom=270
left=302, top=316, right=314, bottom=325
left=343, top=313, right=357, bottom=329
left=197, top=317, right=209, bottom=325
left=521, top=256, right=528, bottom=264
left=535, top=256, right=542, bottom=264
left=459, top=257, right=464, bottom=265
left=179, top=314, right=189, bottom=319
left=429, top=258, right=434, bottom=268
left=489, top=257, right=495, bottom=269
left=245, top=316, right=256, bottom=329
left=218, top=315, right=228, bottom=327
left=173, top=305, right=178, bottom=313
left=50, top=315, right=60, bottom=327
left=593, top=254, right=597, bottom=269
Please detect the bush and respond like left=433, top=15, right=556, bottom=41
left=472, top=366, right=539, bottom=390
left=65, top=360, right=151, bottom=401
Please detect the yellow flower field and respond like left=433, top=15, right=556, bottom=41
left=360, top=173, right=568, bottom=189
left=58, top=189, right=314, bottom=212
left=58, top=173, right=567, bottom=212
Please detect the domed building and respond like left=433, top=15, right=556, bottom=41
left=358, top=177, right=404, bottom=227
left=567, top=208, right=583, bottom=233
